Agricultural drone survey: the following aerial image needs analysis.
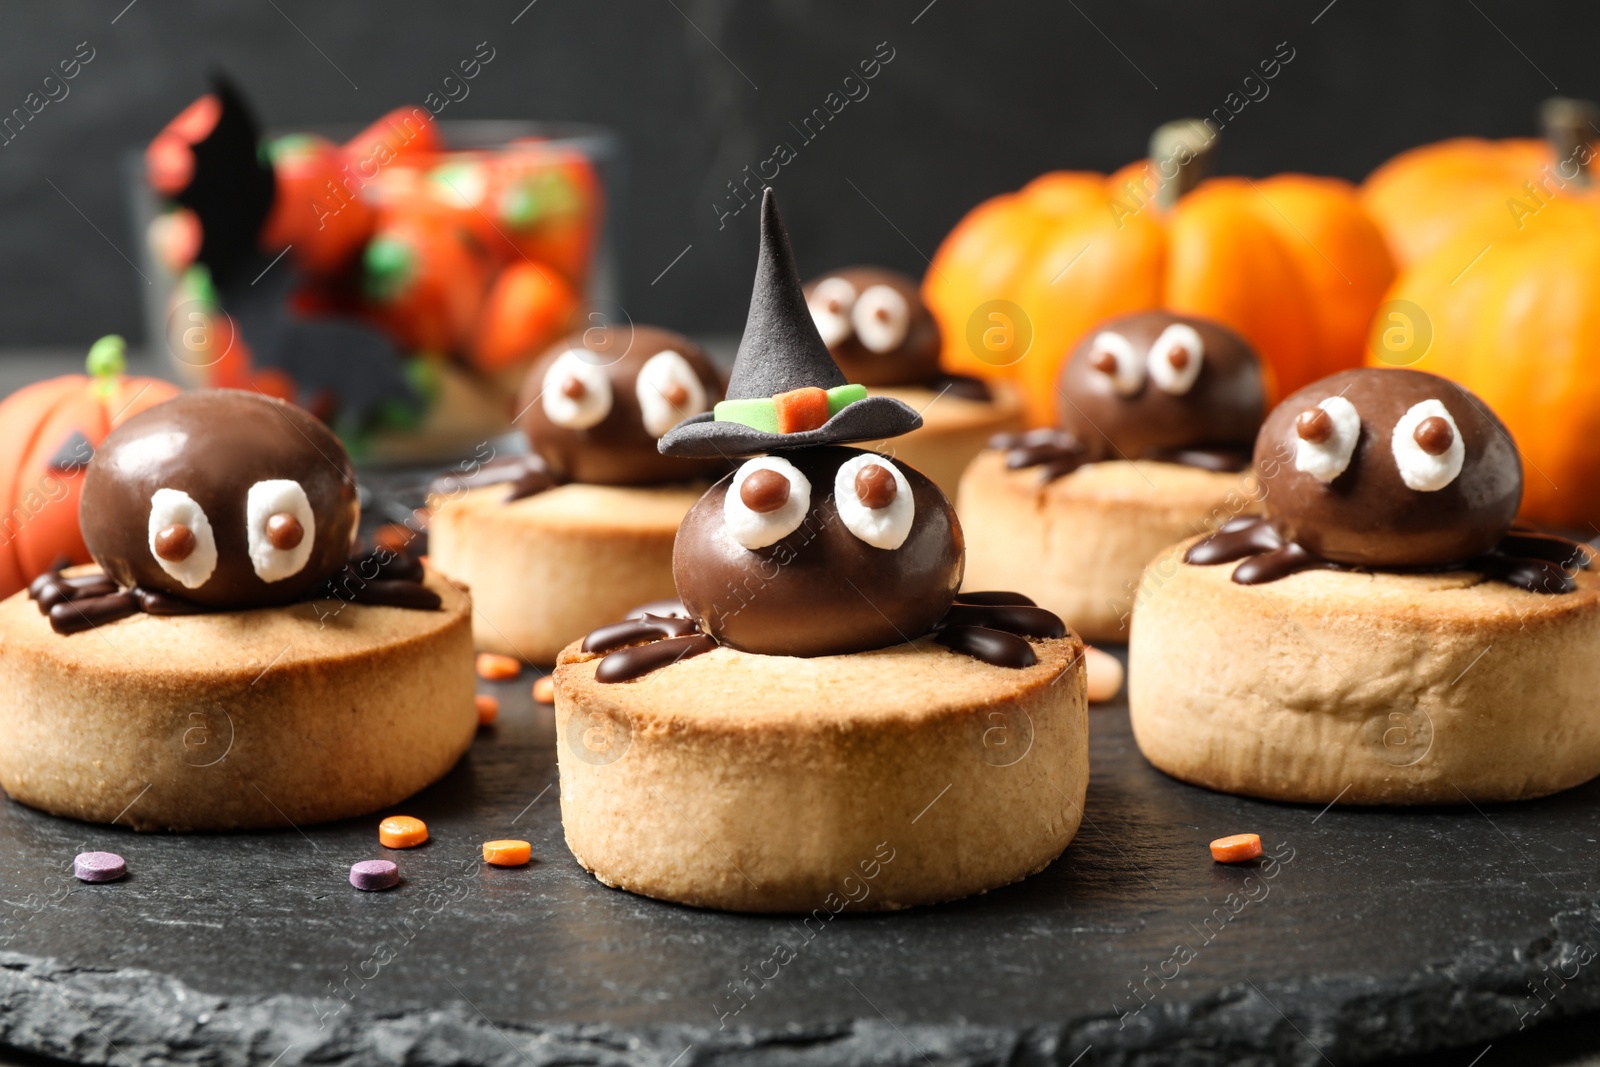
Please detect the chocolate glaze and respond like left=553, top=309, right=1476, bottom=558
left=953, top=590, right=1036, bottom=607
left=935, top=625, right=1037, bottom=669
left=516, top=325, right=725, bottom=486
left=1255, top=368, right=1523, bottom=567
left=577, top=588, right=1065, bottom=682
left=990, top=429, right=1092, bottom=482
left=1055, top=310, right=1265, bottom=469
left=1186, top=516, right=1591, bottom=594
left=802, top=267, right=942, bottom=387
left=31, top=542, right=441, bottom=634
left=49, top=591, right=140, bottom=634
left=595, top=633, right=718, bottom=683
left=80, top=389, right=360, bottom=609
left=934, top=374, right=993, bottom=403
left=583, top=613, right=700, bottom=654
left=939, top=603, right=1066, bottom=638
left=428, top=454, right=561, bottom=504
left=674, top=446, right=963, bottom=658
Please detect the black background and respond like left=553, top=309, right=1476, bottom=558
left=0, top=0, right=1595, bottom=348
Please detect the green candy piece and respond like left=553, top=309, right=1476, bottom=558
left=713, top=397, right=779, bottom=433
left=363, top=236, right=414, bottom=303
left=825, top=383, right=867, bottom=413
left=713, top=383, right=871, bottom=433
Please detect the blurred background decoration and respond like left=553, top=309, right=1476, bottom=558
left=1, top=0, right=1598, bottom=515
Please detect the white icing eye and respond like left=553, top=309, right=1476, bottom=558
left=1292, top=395, right=1361, bottom=483
left=147, top=488, right=218, bottom=589
left=807, top=277, right=857, bottom=347
left=246, top=479, right=315, bottom=583
left=851, top=285, right=910, bottom=353
left=724, top=457, right=812, bottom=550
left=833, top=454, right=914, bottom=550
left=1391, top=399, right=1464, bottom=492
left=635, top=350, right=709, bottom=438
left=1147, top=323, right=1204, bottom=395
left=541, top=349, right=613, bottom=430
left=1085, top=331, right=1144, bottom=396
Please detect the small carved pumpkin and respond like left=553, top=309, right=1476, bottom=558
left=0, top=337, right=180, bottom=598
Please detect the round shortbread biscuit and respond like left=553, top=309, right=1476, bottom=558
left=0, top=566, right=476, bottom=831
left=553, top=633, right=1086, bottom=913
left=427, top=481, right=708, bottom=663
left=1128, top=538, right=1600, bottom=804
left=958, top=450, right=1262, bottom=642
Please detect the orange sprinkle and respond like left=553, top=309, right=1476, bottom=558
left=476, top=653, right=521, bottom=681
left=482, top=839, right=532, bottom=867
left=378, top=815, right=429, bottom=849
left=532, top=676, right=555, bottom=705
left=1210, top=833, right=1263, bottom=863
left=475, top=694, right=499, bottom=726
left=773, top=386, right=830, bottom=434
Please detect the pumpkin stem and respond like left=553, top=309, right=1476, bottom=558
left=86, top=335, right=127, bottom=384
left=1539, top=97, right=1599, bottom=186
left=1149, top=119, right=1217, bottom=211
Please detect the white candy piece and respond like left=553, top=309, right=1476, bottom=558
left=635, top=350, right=708, bottom=437
left=724, top=457, right=812, bottom=550
left=1391, top=399, right=1465, bottom=492
left=246, top=479, right=316, bottom=583
left=1086, top=331, right=1144, bottom=396
left=1146, top=322, right=1204, bottom=395
left=807, top=277, right=857, bottom=347
left=1293, top=395, right=1361, bottom=483
left=833, top=453, right=914, bottom=550
left=851, top=284, right=910, bottom=353
left=541, top=349, right=613, bottom=430
left=147, top=488, right=218, bottom=589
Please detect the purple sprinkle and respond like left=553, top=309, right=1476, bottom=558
left=349, top=859, right=399, bottom=892
left=74, top=851, right=126, bottom=883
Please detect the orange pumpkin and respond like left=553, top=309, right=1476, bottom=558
left=1370, top=166, right=1600, bottom=526
left=1361, top=99, right=1593, bottom=271
left=0, top=337, right=180, bottom=598
left=925, top=120, right=1396, bottom=424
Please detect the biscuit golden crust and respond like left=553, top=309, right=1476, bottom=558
left=959, top=451, right=1261, bottom=642
left=553, top=633, right=1087, bottom=912
left=0, top=566, right=476, bottom=830
left=426, top=481, right=707, bottom=663
left=1128, top=539, right=1600, bottom=804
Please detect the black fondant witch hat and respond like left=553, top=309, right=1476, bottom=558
left=658, top=188, right=921, bottom=457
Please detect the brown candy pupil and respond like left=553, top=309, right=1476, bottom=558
left=1414, top=415, right=1454, bottom=456
left=873, top=306, right=891, bottom=323
left=153, top=524, right=196, bottom=562
left=739, top=468, right=791, bottom=513
left=661, top=381, right=690, bottom=407
left=561, top=376, right=587, bottom=400
left=1090, top=351, right=1119, bottom=375
left=266, top=512, right=305, bottom=550
left=1296, top=407, right=1333, bottom=444
left=1166, top=345, right=1190, bottom=371
left=854, top=464, right=898, bottom=509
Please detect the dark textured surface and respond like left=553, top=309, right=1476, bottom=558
left=2, top=646, right=1598, bottom=1066
left=6, top=2, right=1600, bottom=347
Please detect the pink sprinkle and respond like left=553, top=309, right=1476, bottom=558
left=349, top=859, right=399, bottom=891
left=74, top=851, right=126, bottom=883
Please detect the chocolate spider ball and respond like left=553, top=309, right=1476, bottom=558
left=80, top=389, right=359, bottom=608
left=674, top=446, right=963, bottom=657
left=802, top=268, right=941, bottom=387
left=1058, top=311, right=1265, bottom=459
left=516, top=325, right=725, bottom=485
left=1256, top=368, right=1522, bottom=567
